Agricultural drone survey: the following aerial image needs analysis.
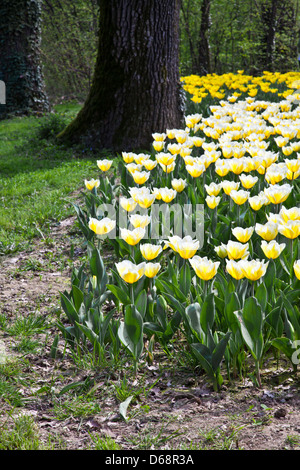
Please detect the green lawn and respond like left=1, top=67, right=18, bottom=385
left=0, top=102, right=107, bottom=254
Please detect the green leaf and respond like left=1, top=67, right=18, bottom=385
left=211, top=332, right=231, bottom=371
left=185, top=303, right=202, bottom=342
left=118, top=305, right=144, bottom=361
left=135, top=289, right=147, bottom=319
left=179, top=261, right=192, bottom=297
left=200, top=293, right=215, bottom=334
left=107, top=284, right=131, bottom=305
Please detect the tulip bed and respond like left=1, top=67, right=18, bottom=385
left=58, top=71, right=300, bottom=391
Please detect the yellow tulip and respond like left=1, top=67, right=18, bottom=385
left=122, top=152, right=135, bottom=164
left=232, top=226, right=254, bottom=243
left=140, top=243, right=162, bottom=261
left=143, top=159, right=158, bottom=171
left=225, top=259, right=245, bottom=280
left=167, top=143, right=181, bottom=155
left=294, top=260, right=300, bottom=280
left=126, top=163, right=143, bottom=174
left=186, top=163, right=205, bottom=178
left=240, top=259, right=269, bottom=281
left=279, top=206, right=300, bottom=222
left=156, top=152, right=176, bottom=166
left=97, top=159, right=113, bottom=172
left=153, top=140, right=164, bottom=152
left=159, top=187, right=177, bottom=203
left=130, top=187, right=156, bottom=209
left=205, top=182, right=222, bottom=196
left=144, top=262, right=161, bottom=278
left=119, top=197, right=137, bottom=212
left=176, top=236, right=200, bottom=259
left=189, top=256, right=220, bottom=281
left=85, top=178, right=100, bottom=191
left=115, top=260, right=146, bottom=284
left=230, top=189, right=249, bottom=205
left=261, top=240, right=285, bottom=259
left=239, top=174, right=258, bottom=189
left=221, top=180, right=240, bottom=196
left=134, top=153, right=150, bottom=165
left=120, top=227, right=145, bottom=245
left=129, top=214, right=151, bottom=229
left=171, top=178, right=187, bottom=192
left=159, top=161, right=176, bottom=173
left=264, top=183, right=292, bottom=204
left=225, top=241, right=249, bottom=260
left=89, top=217, right=116, bottom=235
left=278, top=220, right=300, bottom=239
left=255, top=222, right=278, bottom=241
left=248, top=195, right=267, bottom=211
left=285, top=159, right=300, bottom=173
left=132, top=170, right=150, bottom=185
left=152, top=132, right=166, bottom=141
left=206, top=195, right=221, bottom=209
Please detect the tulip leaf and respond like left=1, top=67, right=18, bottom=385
left=107, top=284, right=131, bottom=306
left=179, top=261, right=192, bottom=297
left=118, top=305, right=144, bottom=362
left=185, top=303, right=202, bottom=342
left=211, top=332, right=231, bottom=371
left=135, top=289, right=147, bottom=319
left=255, top=282, right=268, bottom=312
left=200, top=293, right=215, bottom=334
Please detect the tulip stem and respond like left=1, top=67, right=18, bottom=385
left=130, top=284, right=135, bottom=305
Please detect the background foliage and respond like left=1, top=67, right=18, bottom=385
left=40, top=0, right=300, bottom=103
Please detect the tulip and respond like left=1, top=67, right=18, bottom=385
left=97, top=159, right=113, bottom=172
left=294, top=260, right=300, bottom=280
left=176, top=236, right=200, bottom=259
left=214, top=245, right=228, bottom=259
left=226, top=259, right=245, bottom=280
left=278, top=220, right=300, bottom=239
left=122, top=152, right=135, bottom=164
left=143, top=159, right=158, bottom=171
left=239, top=174, right=258, bottom=189
left=129, top=187, right=156, bottom=209
left=171, top=178, right=187, bottom=192
left=159, top=187, right=177, bottom=203
left=132, top=170, right=150, bottom=185
left=240, top=259, right=269, bottom=281
left=279, top=206, right=300, bottom=222
left=264, top=183, right=292, bottom=205
left=119, top=197, right=137, bottom=212
left=140, top=243, right=162, bottom=261
left=89, top=217, right=116, bottom=235
left=186, top=163, right=205, bottom=178
left=156, top=152, right=176, bottom=166
left=221, top=180, right=240, bottom=196
left=120, top=227, right=145, bottom=245
left=129, top=214, right=151, bottom=229
left=133, top=153, right=150, bottom=165
left=285, top=159, right=300, bottom=174
left=189, top=256, right=220, bottom=281
left=205, top=182, right=222, bottom=196
left=248, top=195, right=266, bottom=211
left=145, top=262, right=161, bottom=278
left=152, top=132, right=166, bottom=142
left=206, top=195, right=221, bottom=209
left=261, top=240, right=285, bottom=259
left=230, top=189, right=249, bottom=205
left=225, top=241, right=249, bottom=260
left=232, top=226, right=254, bottom=243
left=255, top=221, right=278, bottom=241
left=153, top=140, right=164, bottom=152
left=126, top=163, right=143, bottom=174
left=85, top=178, right=100, bottom=191
left=115, top=260, right=146, bottom=284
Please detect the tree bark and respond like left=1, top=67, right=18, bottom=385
left=58, top=0, right=185, bottom=152
left=0, top=0, right=50, bottom=118
left=198, top=0, right=211, bottom=75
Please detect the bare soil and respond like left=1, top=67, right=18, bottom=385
left=0, top=217, right=299, bottom=451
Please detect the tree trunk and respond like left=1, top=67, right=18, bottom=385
left=58, top=0, right=185, bottom=152
left=198, top=0, right=211, bottom=75
left=0, top=0, right=50, bottom=118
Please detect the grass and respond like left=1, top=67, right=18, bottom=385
left=0, top=101, right=113, bottom=254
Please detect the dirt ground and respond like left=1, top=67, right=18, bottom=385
left=0, top=217, right=299, bottom=451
